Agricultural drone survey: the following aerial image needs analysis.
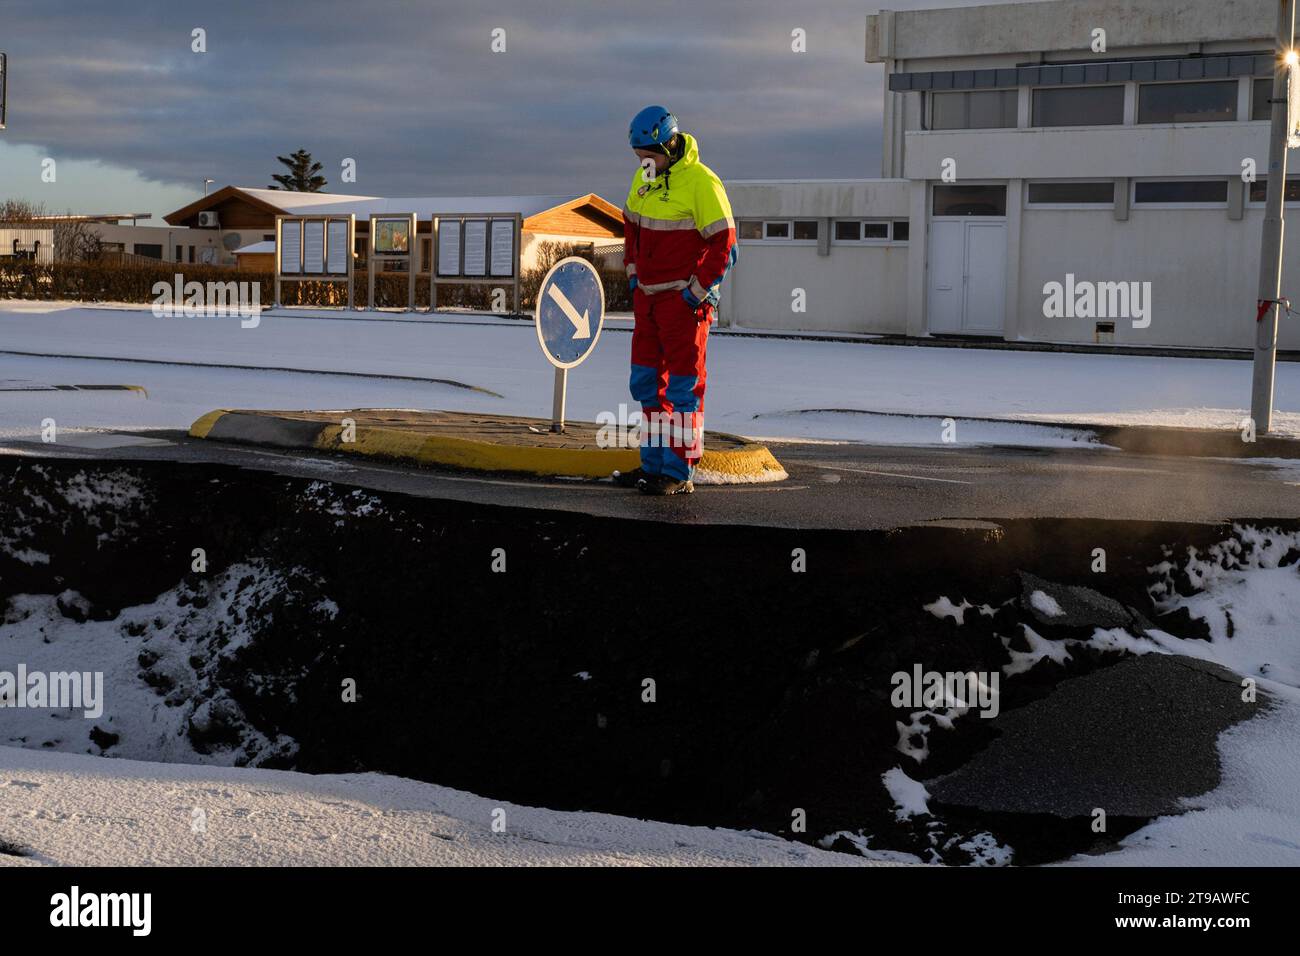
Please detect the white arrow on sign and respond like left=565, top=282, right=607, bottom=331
left=546, top=283, right=591, bottom=339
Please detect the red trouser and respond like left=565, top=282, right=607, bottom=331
left=629, top=287, right=711, bottom=480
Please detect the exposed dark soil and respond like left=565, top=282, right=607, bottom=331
left=0, top=457, right=1287, bottom=865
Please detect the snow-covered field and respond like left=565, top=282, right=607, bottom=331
left=3, top=301, right=1299, bottom=445
left=0, top=745, right=875, bottom=867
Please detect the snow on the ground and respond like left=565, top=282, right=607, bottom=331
left=0, top=746, right=879, bottom=867
left=3, top=301, right=1299, bottom=444
left=748, top=410, right=1104, bottom=448
left=0, top=565, right=301, bottom=767
left=1064, top=526, right=1300, bottom=866
left=1062, top=689, right=1300, bottom=867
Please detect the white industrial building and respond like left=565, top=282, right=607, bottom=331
left=718, top=0, right=1300, bottom=351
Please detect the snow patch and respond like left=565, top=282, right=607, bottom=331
left=882, top=767, right=931, bottom=821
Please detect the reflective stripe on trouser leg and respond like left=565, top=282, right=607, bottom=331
left=658, top=297, right=710, bottom=481
left=629, top=288, right=668, bottom=475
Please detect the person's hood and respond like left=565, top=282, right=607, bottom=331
left=672, top=132, right=700, bottom=171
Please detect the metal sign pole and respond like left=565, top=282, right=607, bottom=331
left=1253, top=0, right=1298, bottom=434
left=551, top=367, right=568, bottom=432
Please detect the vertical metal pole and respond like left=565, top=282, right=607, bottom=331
left=514, top=214, right=522, bottom=317
left=407, top=213, right=416, bottom=312
left=367, top=215, right=375, bottom=311
left=551, top=367, right=568, bottom=433
left=431, top=216, right=439, bottom=315
left=345, top=217, right=356, bottom=310
left=274, top=217, right=282, bottom=308
left=1253, top=0, right=1297, bottom=434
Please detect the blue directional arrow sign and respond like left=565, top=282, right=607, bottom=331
left=535, top=257, right=605, bottom=369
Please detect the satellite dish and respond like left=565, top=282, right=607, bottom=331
left=221, top=233, right=243, bottom=251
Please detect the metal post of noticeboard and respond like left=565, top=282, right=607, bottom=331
left=551, top=367, right=568, bottom=432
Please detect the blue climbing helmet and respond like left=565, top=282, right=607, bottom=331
left=629, top=105, right=678, bottom=149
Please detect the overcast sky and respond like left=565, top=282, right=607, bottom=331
left=0, top=0, right=1010, bottom=220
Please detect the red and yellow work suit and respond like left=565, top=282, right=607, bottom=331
left=622, top=133, right=737, bottom=481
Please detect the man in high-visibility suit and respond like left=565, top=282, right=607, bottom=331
left=614, top=106, right=737, bottom=496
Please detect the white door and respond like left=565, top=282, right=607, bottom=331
left=962, top=221, right=1006, bottom=334
left=926, top=220, right=965, bottom=334
left=927, top=219, right=1007, bottom=335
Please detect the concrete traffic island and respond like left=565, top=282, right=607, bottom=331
left=189, top=408, right=788, bottom=483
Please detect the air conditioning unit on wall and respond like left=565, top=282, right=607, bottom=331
left=197, top=211, right=220, bottom=228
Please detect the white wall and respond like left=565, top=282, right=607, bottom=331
left=1016, top=204, right=1300, bottom=350
left=0, top=227, right=54, bottom=263
left=91, top=224, right=258, bottom=266
left=721, top=243, right=909, bottom=334
left=521, top=232, right=620, bottom=271
left=720, top=180, right=913, bottom=333
left=904, top=124, right=1271, bottom=181
left=867, top=0, right=1274, bottom=62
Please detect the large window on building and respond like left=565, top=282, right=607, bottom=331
left=1132, top=180, right=1229, bottom=205
left=932, top=185, right=1007, bottom=216
left=1138, top=81, right=1237, bottom=124
left=930, top=89, right=1018, bottom=130
left=1026, top=181, right=1115, bottom=205
left=1253, top=77, right=1273, bottom=121
left=1031, top=86, right=1124, bottom=127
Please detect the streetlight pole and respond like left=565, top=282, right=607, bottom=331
left=1252, top=0, right=1298, bottom=434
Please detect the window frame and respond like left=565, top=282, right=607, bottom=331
left=1130, top=177, right=1231, bottom=209
left=1135, top=78, right=1240, bottom=126
left=736, top=219, right=819, bottom=245
left=830, top=220, right=907, bottom=245
left=927, top=88, right=1020, bottom=131
left=931, top=183, right=1010, bottom=218
left=1030, top=83, right=1126, bottom=128
left=1245, top=175, right=1300, bottom=206
left=1251, top=76, right=1274, bottom=122
left=1024, top=180, right=1117, bottom=210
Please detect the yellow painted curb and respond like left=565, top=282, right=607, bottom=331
left=316, top=424, right=642, bottom=478
left=691, top=444, right=788, bottom=484
left=189, top=411, right=786, bottom=482
left=189, top=409, right=229, bottom=439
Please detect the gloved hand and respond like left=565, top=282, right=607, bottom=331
left=682, top=283, right=712, bottom=320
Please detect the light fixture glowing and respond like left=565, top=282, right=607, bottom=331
left=1287, top=49, right=1299, bottom=66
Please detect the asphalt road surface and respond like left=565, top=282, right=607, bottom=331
left=3, top=430, right=1298, bottom=530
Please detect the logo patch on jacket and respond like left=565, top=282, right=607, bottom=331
left=637, top=184, right=650, bottom=196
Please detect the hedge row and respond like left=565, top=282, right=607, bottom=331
left=0, top=260, right=633, bottom=313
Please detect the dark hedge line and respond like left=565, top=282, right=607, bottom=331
left=0, top=260, right=632, bottom=313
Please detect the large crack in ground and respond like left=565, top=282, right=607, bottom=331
left=0, top=457, right=1293, bottom=865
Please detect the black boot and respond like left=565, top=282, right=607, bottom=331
left=612, top=467, right=654, bottom=488
left=637, top=474, right=694, bottom=496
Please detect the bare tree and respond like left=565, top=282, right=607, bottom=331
left=0, top=198, right=48, bottom=223
left=53, top=219, right=104, bottom=262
